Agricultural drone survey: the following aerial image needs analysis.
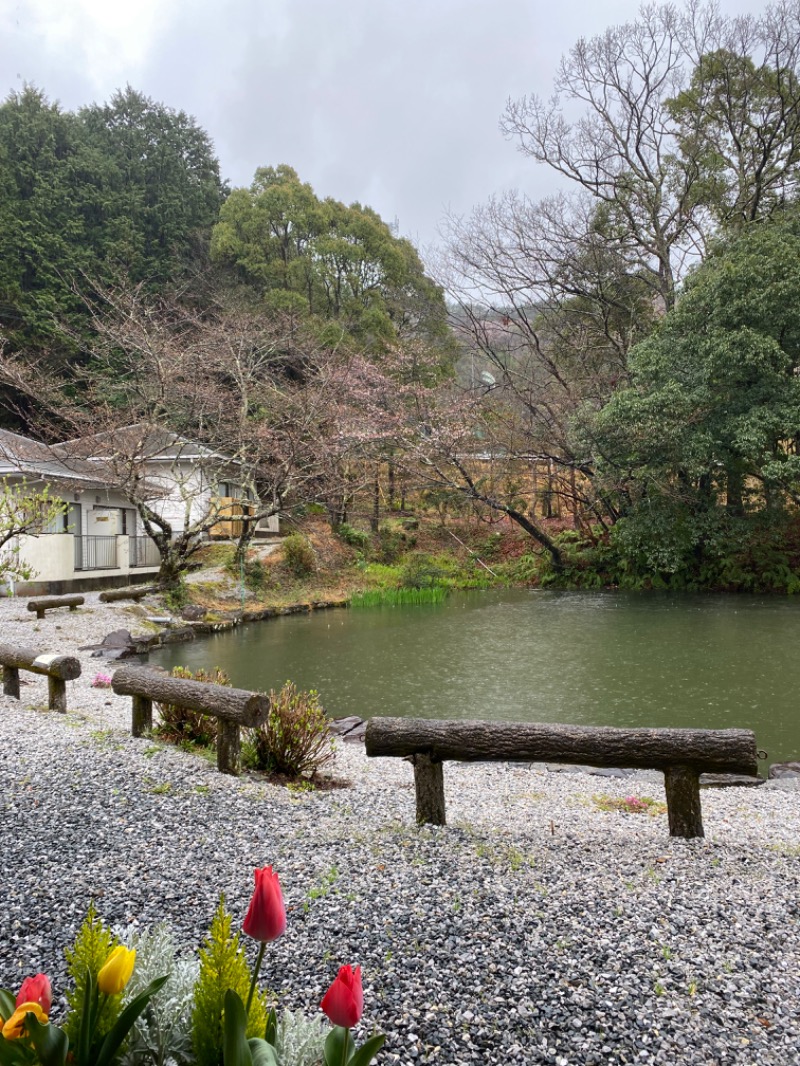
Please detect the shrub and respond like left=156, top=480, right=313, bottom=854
left=335, top=522, right=371, bottom=551
left=245, top=681, right=333, bottom=778
left=376, top=519, right=415, bottom=563
left=155, top=666, right=230, bottom=748
left=164, top=579, right=190, bottom=612
left=399, top=552, right=447, bottom=589
left=282, top=533, right=316, bottom=577
left=225, top=553, right=269, bottom=591
left=192, top=898, right=268, bottom=1066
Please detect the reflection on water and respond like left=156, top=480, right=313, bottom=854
left=150, top=590, right=800, bottom=763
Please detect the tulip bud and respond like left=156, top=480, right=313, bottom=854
left=2, top=1002, right=48, bottom=1041
left=321, top=965, right=363, bottom=1029
left=97, top=946, right=136, bottom=996
left=242, top=865, right=286, bottom=943
left=16, top=974, right=52, bottom=1015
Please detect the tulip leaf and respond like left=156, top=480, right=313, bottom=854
left=77, top=972, right=98, bottom=1066
left=323, top=1025, right=350, bottom=1066
left=222, top=989, right=254, bottom=1066
left=25, top=1014, right=69, bottom=1066
left=247, top=1038, right=279, bottom=1066
left=264, top=1007, right=277, bottom=1046
left=94, top=974, right=169, bottom=1066
left=347, top=1034, right=386, bottom=1066
left=0, top=1035, right=31, bottom=1066
left=0, top=990, right=16, bottom=1021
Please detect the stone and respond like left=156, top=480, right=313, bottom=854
left=768, top=761, right=800, bottom=779
left=700, top=773, right=764, bottom=788
left=330, top=715, right=364, bottom=736
left=181, top=605, right=207, bottom=621
left=763, top=777, right=800, bottom=791
left=343, top=721, right=367, bottom=743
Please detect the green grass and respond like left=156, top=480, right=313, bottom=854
left=349, top=587, right=448, bottom=607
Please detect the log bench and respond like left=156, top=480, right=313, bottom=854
left=26, top=595, right=84, bottom=619
left=365, top=717, right=760, bottom=839
left=111, top=665, right=269, bottom=776
left=0, top=644, right=82, bottom=712
left=99, top=585, right=159, bottom=603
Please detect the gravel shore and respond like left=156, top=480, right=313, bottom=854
left=0, top=593, right=799, bottom=1065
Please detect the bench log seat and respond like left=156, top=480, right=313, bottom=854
left=365, top=717, right=759, bottom=839
left=0, top=643, right=82, bottom=712
left=26, top=595, right=84, bottom=619
left=112, top=665, right=270, bottom=775
left=99, top=586, right=159, bottom=603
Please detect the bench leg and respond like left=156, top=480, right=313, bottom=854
left=664, top=765, right=704, bottom=839
left=48, top=676, right=67, bottom=714
left=413, top=753, right=446, bottom=826
left=3, top=666, right=20, bottom=700
left=36, top=609, right=45, bottom=620
left=132, top=695, right=153, bottom=737
left=217, top=721, right=241, bottom=776
left=69, top=605, right=78, bottom=612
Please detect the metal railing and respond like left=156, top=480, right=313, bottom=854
left=130, top=536, right=161, bottom=569
left=74, top=536, right=118, bottom=572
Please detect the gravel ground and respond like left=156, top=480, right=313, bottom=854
left=0, top=594, right=799, bottom=1065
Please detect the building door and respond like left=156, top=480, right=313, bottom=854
left=68, top=503, right=82, bottom=570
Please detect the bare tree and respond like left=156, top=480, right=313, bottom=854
left=501, top=1, right=800, bottom=309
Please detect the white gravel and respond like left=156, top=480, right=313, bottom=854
left=0, top=593, right=799, bottom=1065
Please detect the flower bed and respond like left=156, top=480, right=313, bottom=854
left=0, top=867, right=383, bottom=1066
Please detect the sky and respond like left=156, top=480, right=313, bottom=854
left=0, top=0, right=760, bottom=257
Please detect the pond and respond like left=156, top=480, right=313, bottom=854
left=150, top=590, right=800, bottom=764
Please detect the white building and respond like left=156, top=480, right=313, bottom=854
left=0, top=425, right=278, bottom=594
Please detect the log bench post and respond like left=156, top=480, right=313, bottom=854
left=112, top=666, right=269, bottom=775
left=664, top=765, right=704, bottom=838
left=412, top=753, right=446, bottom=826
left=366, top=717, right=759, bottom=840
left=0, top=645, right=81, bottom=713
left=26, top=595, right=85, bottom=620
left=3, top=665, right=20, bottom=700
left=132, top=695, right=153, bottom=738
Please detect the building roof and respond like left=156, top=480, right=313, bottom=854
left=0, top=429, right=122, bottom=491
left=54, top=423, right=235, bottom=465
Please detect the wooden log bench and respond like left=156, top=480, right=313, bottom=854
left=111, top=665, right=269, bottom=776
left=365, top=717, right=760, bottom=839
left=99, top=585, right=159, bottom=603
left=26, top=595, right=84, bottom=620
left=0, top=644, right=82, bottom=713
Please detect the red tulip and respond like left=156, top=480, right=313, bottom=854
left=321, top=965, right=363, bottom=1028
left=15, top=974, right=52, bottom=1015
left=242, top=865, right=286, bottom=943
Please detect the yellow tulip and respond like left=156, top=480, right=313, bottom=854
left=2, top=1002, right=48, bottom=1040
left=97, top=946, right=136, bottom=996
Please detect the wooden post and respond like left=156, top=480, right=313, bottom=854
left=217, top=720, right=241, bottom=776
left=36, top=607, right=45, bottom=620
left=48, top=676, right=67, bottom=713
left=664, top=765, right=704, bottom=839
left=412, top=753, right=446, bottom=826
left=132, top=695, right=153, bottom=737
left=3, top=666, right=20, bottom=699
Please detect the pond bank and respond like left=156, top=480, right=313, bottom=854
left=1, top=593, right=799, bottom=1064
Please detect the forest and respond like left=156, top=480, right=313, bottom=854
left=3, top=0, right=800, bottom=592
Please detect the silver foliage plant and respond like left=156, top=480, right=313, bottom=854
left=116, top=925, right=327, bottom=1066
left=272, top=1008, right=326, bottom=1066
left=119, top=924, right=198, bottom=1066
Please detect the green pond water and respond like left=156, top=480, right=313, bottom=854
left=149, top=590, right=800, bottom=764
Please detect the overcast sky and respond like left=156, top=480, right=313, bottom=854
left=0, top=0, right=760, bottom=256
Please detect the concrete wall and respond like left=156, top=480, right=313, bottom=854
left=7, top=533, right=159, bottom=596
